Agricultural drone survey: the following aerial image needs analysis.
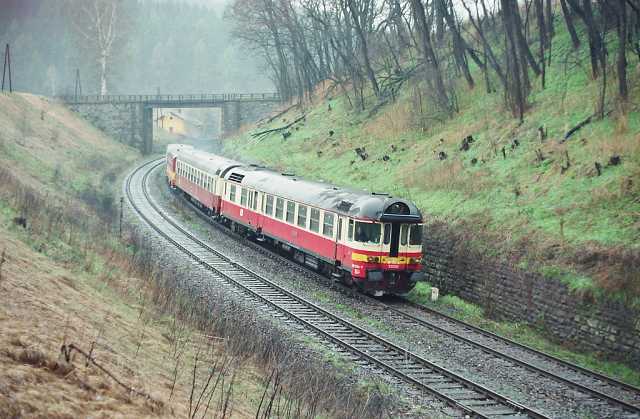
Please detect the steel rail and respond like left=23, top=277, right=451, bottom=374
left=125, top=159, right=549, bottom=419
left=172, top=171, right=640, bottom=417
left=397, top=301, right=640, bottom=393
left=383, top=302, right=640, bottom=414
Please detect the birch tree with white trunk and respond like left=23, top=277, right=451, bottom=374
left=72, top=0, right=120, bottom=95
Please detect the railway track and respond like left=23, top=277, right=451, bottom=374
left=128, top=159, right=550, bottom=418
left=160, top=157, right=640, bottom=419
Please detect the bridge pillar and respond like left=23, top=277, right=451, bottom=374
left=221, top=101, right=241, bottom=137
left=142, top=105, right=153, bottom=155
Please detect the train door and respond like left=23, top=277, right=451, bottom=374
left=168, top=157, right=177, bottom=187
left=333, top=216, right=344, bottom=261
left=389, top=223, right=401, bottom=257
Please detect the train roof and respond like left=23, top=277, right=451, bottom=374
left=224, top=165, right=422, bottom=223
left=170, top=144, right=242, bottom=175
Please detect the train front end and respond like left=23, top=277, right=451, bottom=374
left=348, top=199, right=424, bottom=296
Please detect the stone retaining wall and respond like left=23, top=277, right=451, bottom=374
left=422, top=222, right=640, bottom=367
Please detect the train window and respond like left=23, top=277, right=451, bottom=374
left=400, top=224, right=408, bottom=246
left=310, top=208, right=320, bottom=233
left=247, top=189, right=253, bottom=208
left=265, top=195, right=274, bottom=216
left=275, top=197, right=284, bottom=219
left=348, top=219, right=354, bottom=240
left=297, top=205, right=308, bottom=228
left=354, top=222, right=381, bottom=244
left=322, top=213, right=334, bottom=237
left=286, top=201, right=295, bottom=224
left=410, top=224, right=423, bottom=245
left=229, top=184, right=236, bottom=202
left=383, top=224, right=391, bottom=245
left=241, top=188, right=248, bottom=206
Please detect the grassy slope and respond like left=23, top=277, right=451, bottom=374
left=225, top=25, right=640, bottom=298
left=0, top=92, right=272, bottom=417
left=0, top=93, right=137, bottom=198
left=0, top=222, right=267, bottom=418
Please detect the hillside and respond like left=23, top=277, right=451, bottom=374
left=224, top=25, right=640, bottom=302
left=0, top=93, right=305, bottom=417
left=0, top=93, right=136, bottom=213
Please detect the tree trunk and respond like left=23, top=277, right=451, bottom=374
left=409, top=0, right=451, bottom=113
left=545, top=0, right=554, bottom=39
left=100, top=52, right=108, bottom=95
left=440, top=0, right=474, bottom=88
left=511, top=0, right=542, bottom=76
left=502, top=0, right=526, bottom=121
left=346, top=0, right=380, bottom=99
left=535, top=0, right=547, bottom=88
left=560, top=0, right=581, bottom=48
left=582, top=0, right=602, bottom=78
left=615, top=1, right=629, bottom=101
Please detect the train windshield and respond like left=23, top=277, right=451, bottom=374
left=409, top=224, right=423, bottom=245
left=354, top=221, right=381, bottom=244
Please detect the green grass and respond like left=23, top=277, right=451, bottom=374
left=407, top=282, right=640, bottom=387
left=225, top=20, right=640, bottom=302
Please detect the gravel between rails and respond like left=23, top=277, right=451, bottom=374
left=125, top=159, right=452, bottom=418
left=148, top=159, right=639, bottom=419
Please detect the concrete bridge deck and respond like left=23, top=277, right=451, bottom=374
left=58, top=92, right=280, bottom=106
left=58, top=93, right=281, bottom=154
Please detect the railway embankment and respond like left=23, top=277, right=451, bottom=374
left=0, top=92, right=388, bottom=417
left=422, top=222, right=640, bottom=367
left=223, top=24, right=640, bottom=373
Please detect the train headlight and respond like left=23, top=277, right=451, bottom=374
left=409, top=257, right=422, bottom=265
left=367, top=256, right=380, bottom=263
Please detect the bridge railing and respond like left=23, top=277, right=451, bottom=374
left=57, top=92, right=280, bottom=104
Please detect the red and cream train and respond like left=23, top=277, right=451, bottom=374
left=166, top=144, right=425, bottom=296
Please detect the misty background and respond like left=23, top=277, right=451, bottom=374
left=0, top=0, right=274, bottom=96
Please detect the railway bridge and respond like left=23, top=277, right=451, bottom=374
left=58, top=93, right=281, bottom=154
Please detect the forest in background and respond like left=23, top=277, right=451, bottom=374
left=229, top=0, right=639, bottom=120
left=0, top=0, right=273, bottom=96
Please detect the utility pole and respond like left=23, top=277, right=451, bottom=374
left=74, top=68, right=82, bottom=99
left=119, top=196, right=124, bottom=238
left=2, top=44, right=12, bottom=93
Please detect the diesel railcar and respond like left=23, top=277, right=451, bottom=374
left=166, top=144, right=425, bottom=296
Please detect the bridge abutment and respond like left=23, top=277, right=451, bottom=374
left=69, top=102, right=145, bottom=150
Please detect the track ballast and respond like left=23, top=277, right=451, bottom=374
left=127, top=159, right=552, bottom=418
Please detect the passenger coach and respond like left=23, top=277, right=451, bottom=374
left=166, top=144, right=425, bottom=296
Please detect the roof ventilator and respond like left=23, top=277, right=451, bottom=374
left=337, top=200, right=353, bottom=211
left=228, top=173, right=245, bottom=183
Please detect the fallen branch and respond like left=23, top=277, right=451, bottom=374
left=563, top=115, right=593, bottom=141
left=563, top=110, right=612, bottom=141
left=60, top=343, right=160, bottom=405
left=265, top=103, right=300, bottom=124
left=0, top=248, right=6, bottom=284
left=251, top=114, right=306, bottom=140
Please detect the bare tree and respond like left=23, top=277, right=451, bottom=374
left=70, top=0, right=121, bottom=95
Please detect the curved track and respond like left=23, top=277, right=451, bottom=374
left=162, top=158, right=640, bottom=419
left=127, top=159, right=550, bottom=418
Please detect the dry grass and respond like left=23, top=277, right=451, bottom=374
left=363, top=100, right=413, bottom=140
left=0, top=222, right=272, bottom=418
